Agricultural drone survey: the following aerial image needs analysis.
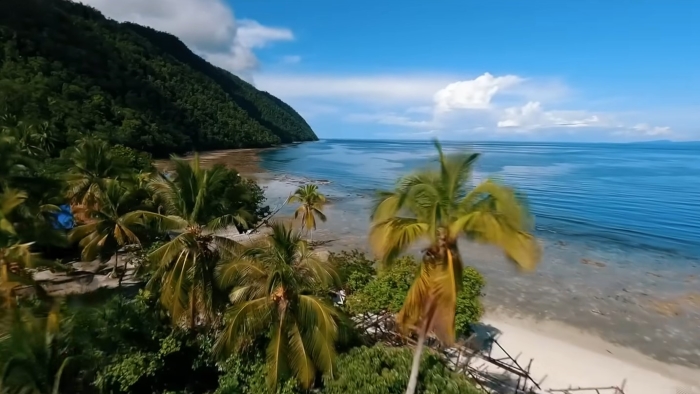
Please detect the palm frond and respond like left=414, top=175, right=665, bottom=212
left=266, top=310, right=290, bottom=391
left=288, top=323, right=315, bottom=388
left=369, top=218, right=429, bottom=263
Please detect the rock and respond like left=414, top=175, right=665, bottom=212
left=581, top=258, right=606, bottom=268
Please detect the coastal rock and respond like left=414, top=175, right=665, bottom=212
left=581, top=258, right=606, bottom=268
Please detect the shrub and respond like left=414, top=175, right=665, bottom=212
left=345, top=256, right=417, bottom=315
left=345, top=255, right=485, bottom=336
left=329, top=249, right=376, bottom=294
left=215, top=354, right=301, bottom=394
left=455, top=267, right=486, bottom=336
left=322, top=345, right=480, bottom=394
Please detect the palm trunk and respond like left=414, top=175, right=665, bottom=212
left=190, top=292, right=196, bottom=331
left=119, top=251, right=128, bottom=287
left=405, top=324, right=427, bottom=394
left=111, top=251, right=119, bottom=278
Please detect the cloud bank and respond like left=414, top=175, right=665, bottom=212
left=82, top=0, right=678, bottom=141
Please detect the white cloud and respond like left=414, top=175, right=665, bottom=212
left=630, top=123, right=672, bottom=136
left=281, top=55, right=302, bottom=64
left=256, top=74, right=457, bottom=104
left=496, top=101, right=601, bottom=131
left=433, top=73, right=523, bottom=113
left=344, top=113, right=437, bottom=129
left=81, top=0, right=293, bottom=78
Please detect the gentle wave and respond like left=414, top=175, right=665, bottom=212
left=260, top=139, right=700, bottom=260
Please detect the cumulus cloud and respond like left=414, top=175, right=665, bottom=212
left=81, top=0, right=293, bottom=78
left=630, top=123, right=672, bottom=136
left=497, top=101, right=601, bottom=131
left=256, top=74, right=454, bottom=104
left=433, top=73, right=522, bottom=113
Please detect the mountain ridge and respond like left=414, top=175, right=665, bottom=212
left=0, top=0, right=317, bottom=157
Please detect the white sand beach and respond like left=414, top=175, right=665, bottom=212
left=480, top=312, right=700, bottom=394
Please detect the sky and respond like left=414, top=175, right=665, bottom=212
left=81, top=0, right=700, bottom=142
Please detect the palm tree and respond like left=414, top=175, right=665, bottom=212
left=68, top=181, right=146, bottom=278
left=215, top=222, right=343, bottom=391
left=0, top=190, right=55, bottom=308
left=0, top=114, right=54, bottom=159
left=369, top=141, right=541, bottom=394
left=134, top=155, right=251, bottom=329
left=0, top=303, right=70, bottom=394
left=287, top=184, right=327, bottom=242
left=64, top=138, right=128, bottom=210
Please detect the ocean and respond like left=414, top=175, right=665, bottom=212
left=259, top=139, right=700, bottom=259
left=251, top=139, right=700, bottom=366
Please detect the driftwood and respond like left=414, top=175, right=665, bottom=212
left=352, top=312, right=627, bottom=394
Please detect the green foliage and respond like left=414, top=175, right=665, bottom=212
left=0, top=0, right=317, bottom=157
left=345, top=256, right=418, bottom=315
left=322, top=345, right=480, bottom=394
left=111, top=145, right=154, bottom=173
left=208, top=164, right=271, bottom=233
left=287, top=184, right=327, bottom=240
left=329, top=250, right=376, bottom=294
left=215, top=354, right=301, bottom=394
left=455, top=267, right=485, bottom=336
left=216, top=222, right=345, bottom=390
left=66, top=290, right=219, bottom=394
left=345, top=255, right=485, bottom=337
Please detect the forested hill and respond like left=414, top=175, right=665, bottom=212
left=0, top=0, right=318, bottom=157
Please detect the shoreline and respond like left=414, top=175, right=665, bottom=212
left=170, top=149, right=700, bottom=386
left=482, top=311, right=700, bottom=393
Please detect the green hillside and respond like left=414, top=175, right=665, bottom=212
left=0, top=0, right=317, bottom=157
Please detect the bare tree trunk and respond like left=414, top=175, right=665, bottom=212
left=111, top=251, right=119, bottom=278
left=405, top=325, right=427, bottom=394
left=119, top=250, right=129, bottom=288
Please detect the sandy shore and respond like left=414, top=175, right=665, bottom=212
left=481, top=312, right=700, bottom=393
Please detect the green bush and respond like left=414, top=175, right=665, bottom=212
left=66, top=291, right=219, bottom=394
left=215, top=354, right=301, bottom=394
left=329, top=249, right=377, bottom=294
left=455, top=267, right=486, bottom=336
left=345, top=255, right=485, bottom=336
left=345, top=256, right=417, bottom=315
left=322, top=345, right=480, bottom=394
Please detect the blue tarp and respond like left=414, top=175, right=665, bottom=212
left=53, top=204, right=74, bottom=230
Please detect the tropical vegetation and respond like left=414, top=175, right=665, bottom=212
left=0, top=0, right=317, bottom=157
left=287, top=184, right=327, bottom=242
left=0, top=3, right=542, bottom=391
left=370, top=141, right=541, bottom=394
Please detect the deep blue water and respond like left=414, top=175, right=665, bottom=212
left=259, top=139, right=700, bottom=261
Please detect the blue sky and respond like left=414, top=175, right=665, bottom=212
left=86, top=0, right=699, bottom=142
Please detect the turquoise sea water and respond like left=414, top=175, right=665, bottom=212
left=259, top=139, right=700, bottom=261
left=256, top=139, right=700, bottom=366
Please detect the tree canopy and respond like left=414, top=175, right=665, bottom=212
left=0, top=0, right=317, bottom=157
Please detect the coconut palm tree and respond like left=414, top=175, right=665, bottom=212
left=215, top=222, right=343, bottom=391
left=0, top=303, right=70, bottom=394
left=68, top=181, right=146, bottom=278
left=369, top=140, right=541, bottom=394
left=0, top=189, right=56, bottom=308
left=64, top=138, right=128, bottom=210
left=133, top=155, right=251, bottom=330
left=287, top=184, right=326, bottom=242
left=0, top=114, right=54, bottom=159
